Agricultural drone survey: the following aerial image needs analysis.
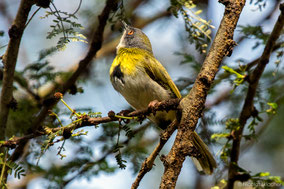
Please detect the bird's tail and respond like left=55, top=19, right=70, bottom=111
left=191, top=131, right=217, bottom=175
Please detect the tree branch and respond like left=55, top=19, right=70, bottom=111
left=0, top=0, right=35, bottom=140
left=159, top=0, right=246, bottom=188
left=241, top=93, right=284, bottom=153
left=227, top=4, right=284, bottom=188
left=0, top=98, right=180, bottom=148
left=242, top=42, right=282, bottom=72
left=131, top=120, right=178, bottom=189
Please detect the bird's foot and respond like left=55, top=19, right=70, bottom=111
left=148, top=100, right=159, bottom=109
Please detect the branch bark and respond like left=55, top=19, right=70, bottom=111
left=159, top=0, right=246, bottom=188
left=0, top=0, right=35, bottom=140
left=227, top=4, right=284, bottom=188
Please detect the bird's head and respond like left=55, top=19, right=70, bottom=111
left=116, top=21, right=153, bottom=53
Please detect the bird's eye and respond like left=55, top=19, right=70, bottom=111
left=127, top=30, right=134, bottom=35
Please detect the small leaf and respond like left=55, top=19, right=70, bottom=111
left=211, top=133, right=230, bottom=141
left=195, top=10, right=202, bottom=15
left=266, top=102, right=278, bottom=114
left=267, top=102, right=278, bottom=109
left=259, top=172, right=270, bottom=177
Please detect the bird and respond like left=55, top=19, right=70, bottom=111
left=109, top=21, right=217, bottom=174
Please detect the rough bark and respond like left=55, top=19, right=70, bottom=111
left=0, top=0, right=35, bottom=140
left=159, top=0, right=246, bottom=188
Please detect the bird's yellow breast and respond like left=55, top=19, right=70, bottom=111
left=110, top=47, right=153, bottom=76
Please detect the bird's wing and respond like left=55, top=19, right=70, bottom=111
left=142, top=55, right=181, bottom=99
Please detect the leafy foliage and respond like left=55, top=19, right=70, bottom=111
left=273, top=44, right=284, bottom=75
left=109, top=0, right=126, bottom=31
left=20, top=47, right=64, bottom=91
left=222, top=65, right=246, bottom=88
left=0, top=152, right=26, bottom=187
left=169, top=0, right=214, bottom=54
left=6, top=99, right=40, bottom=138
left=40, top=2, right=87, bottom=50
left=266, top=102, right=278, bottom=114
left=23, top=62, right=58, bottom=89
left=232, top=164, right=284, bottom=188
left=251, top=171, right=284, bottom=187
left=239, top=25, right=269, bottom=49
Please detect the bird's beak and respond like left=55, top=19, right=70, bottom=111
left=121, top=20, right=130, bottom=30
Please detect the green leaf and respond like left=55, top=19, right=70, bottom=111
left=267, top=102, right=278, bottom=109
left=268, top=176, right=284, bottom=184
left=255, top=172, right=270, bottom=177
left=38, top=47, right=58, bottom=61
left=266, top=102, right=278, bottom=114
left=222, top=66, right=245, bottom=79
left=211, top=133, right=230, bottom=141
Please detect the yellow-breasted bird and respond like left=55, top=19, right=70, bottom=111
left=109, top=21, right=217, bottom=174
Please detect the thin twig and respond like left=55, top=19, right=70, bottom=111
left=70, top=0, right=82, bottom=16
left=234, top=0, right=282, bottom=49
left=241, top=92, right=284, bottom=153
left=49, top=2, right=66, bottom=38
left=24, top=7, right=41, bottom=29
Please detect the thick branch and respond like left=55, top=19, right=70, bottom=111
left=159, top=0, right=246, bottom=188
left=0, top=0, right=35, bottom=140
left=227, top=4, right=284, bottom=188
